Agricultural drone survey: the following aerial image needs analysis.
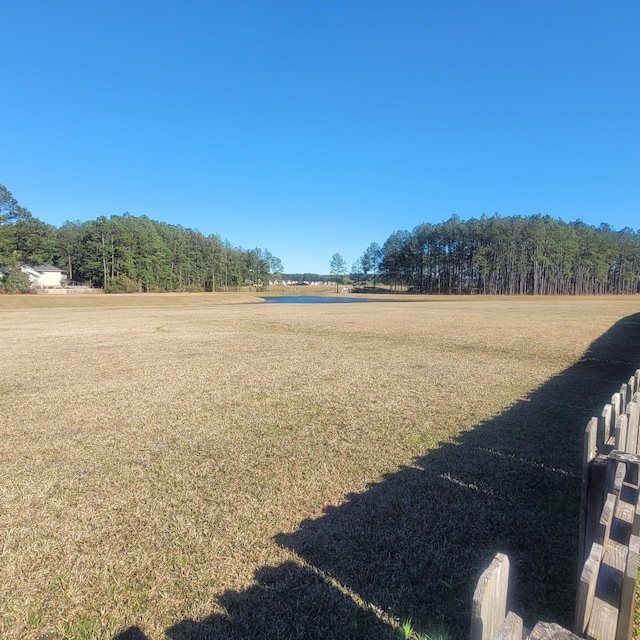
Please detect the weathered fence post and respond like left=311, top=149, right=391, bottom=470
left=492, top=612, right=524, bottom=640
left=580, top=456, right=609, bottom=573
left=575, top=542, right=603, bottom=637
left=615, top=414, right=629, bottom=454
left=625, top=398, right=639, bottom=454
left=579, top=419, right=600, bottom=569
left=620, top=384, right=629, bottom=412
left=470, top=553, right=511, bottom=640
left=611, top=393, right=622, bottom=428
left=528, top=622, right=581, bottom=640
left=600, top=404, right=613, bottom=450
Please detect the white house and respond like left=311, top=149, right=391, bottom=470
left=21, top=265, right=66, bottom=288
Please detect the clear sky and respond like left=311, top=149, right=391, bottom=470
left=2, top=1, right=638, bottom=274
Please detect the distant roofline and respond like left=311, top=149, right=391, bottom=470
left=32, top=264, right=64, bottom=272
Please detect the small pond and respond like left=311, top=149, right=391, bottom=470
left=263, top=296, right=380, bottom=304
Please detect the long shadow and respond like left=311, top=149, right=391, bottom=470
left=117, top=312, right=640, bottom=640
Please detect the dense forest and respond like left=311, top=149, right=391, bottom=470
left=2, top=184, right=639, bottom=295
left=352, top=215, right=640, bottom=295
left=0, top=185, right=282, bottom=292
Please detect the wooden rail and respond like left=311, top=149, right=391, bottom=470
left=471, top=370, right=640, bottom=640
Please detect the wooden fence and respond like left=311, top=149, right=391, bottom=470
left=470, top=370, right=640, bottom=640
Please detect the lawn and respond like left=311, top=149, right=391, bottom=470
left=1, top=293, right=639, bottom=639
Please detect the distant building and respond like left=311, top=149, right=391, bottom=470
left=21, top=265, right=66, bottom=288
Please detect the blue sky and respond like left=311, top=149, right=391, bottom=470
left=2, top=1, right=638, bottom=274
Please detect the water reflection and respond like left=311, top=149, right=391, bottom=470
left=263, top=296, right=380, bottom=304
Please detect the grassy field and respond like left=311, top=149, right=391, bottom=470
left=1, top=293, right=639, bottom=640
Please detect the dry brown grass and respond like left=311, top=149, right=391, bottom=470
left=1, top=294, right=639, bottom=639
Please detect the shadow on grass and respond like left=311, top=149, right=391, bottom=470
left=117, top=312, right=640, bottom=640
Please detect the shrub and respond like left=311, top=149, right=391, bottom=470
left=0, top=266, right=32, bottom=293
left=105, top=275, right=139, bottom=293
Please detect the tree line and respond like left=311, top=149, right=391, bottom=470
left=0, top=184, right=282, bottom=292
left=4, top=183, right=638, bottom=296
left=352, top=214, right=640, bottom=295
